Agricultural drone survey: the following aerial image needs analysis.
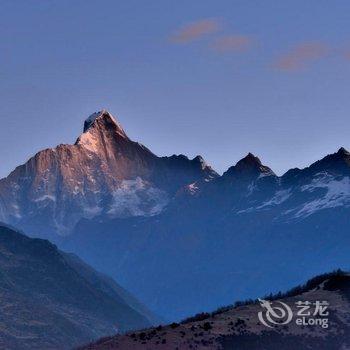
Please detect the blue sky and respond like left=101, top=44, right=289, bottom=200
left=1, top=0, right=350, bottom=177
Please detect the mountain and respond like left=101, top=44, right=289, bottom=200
left=0, top=110, right=350, bottom=322
left=0, top=224, right=157, bottom=350
left=64, top=147, right=350, bottom=320
left=79, top=270, right=350, bottom=350
left=0, top=110, right=217, bottom=238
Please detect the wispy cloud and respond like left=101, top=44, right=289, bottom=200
left=211, top=35, right=253, bottom=53
left=342, top=48, right=350, bottom=60
left=273, top=42, right=329, bottom=71
left=170, top=18, right=221, bottom=44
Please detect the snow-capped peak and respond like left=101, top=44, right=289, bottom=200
left=337, top=147, right=350, bottom=156
left=84, top=110, right=106, bottom=131
left=76, top=110, right=129, bottom=153
left=83, top=110, right=127, bottom=137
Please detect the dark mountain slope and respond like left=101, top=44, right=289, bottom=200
left=0, top=225, right=155, bottom=350
left=65, top=149, right=350, bottom=321
left=80, top=271, right=350, bottom=350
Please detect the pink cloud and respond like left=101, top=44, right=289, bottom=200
left=170, top=18, right=221, bottom=44
left=211, top=35, right=253, bottom=53
left=343, top=49, right=350, bottom=60
left=274, top=42, right=329, bottom=71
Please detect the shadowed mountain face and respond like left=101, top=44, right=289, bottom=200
left=65, top=144, right=350, bottom=320
left=0, top=111, right=350, bottom=321
left=79, top=271, right=350, bottom=350
left=0, top=225, right=157, bottom=350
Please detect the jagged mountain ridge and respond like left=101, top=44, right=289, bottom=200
left=1, top=110, right=350, bottom=321
left=64, top=145, right=350, bottom=320
left=175, top=146, right=350, bottom=220
left=0, top=224, right=157, bottom=350
left=0, top=110, right=217, bottom=237
left=0, top=110, right=349, bottom=237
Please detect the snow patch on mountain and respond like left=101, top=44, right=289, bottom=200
left=82, top=110, right=128, bottom=138
left=11, top=204, right=22, bottom=219
left=34, top=195, right=56, bottom=202
left=108, top=177, right=169, bottom=217
left=294, top=173, right=350, bottom=217
left=258, top=189, right=292, bottom=208
left=187, top=183, right=199, bottom=195
left=258, top=169, right=275, bottom=179
left=83, top=205, right=103, bottom=217
left=246, top=182, right=257, bottom=197
left=238, top=188, right=291, bottom=214
left=85, top=111, right=103, bottom=127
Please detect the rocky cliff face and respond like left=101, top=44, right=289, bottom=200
left=0, top=110, right=217, bottom=236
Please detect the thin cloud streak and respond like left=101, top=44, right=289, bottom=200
left=170, top=18, right=221, bottom=44
left=273, top=42, right=329, bottom=71
left=211, top=35, right=253, bottom=53
left=342, top=48, right=350, bottom=60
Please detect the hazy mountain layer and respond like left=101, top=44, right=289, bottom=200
left=0, top=225, right=156, bottom=350
left=65, top=148, right=350, bottom=320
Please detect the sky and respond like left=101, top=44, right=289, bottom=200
left=1, top=0, right=350, bottom=178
